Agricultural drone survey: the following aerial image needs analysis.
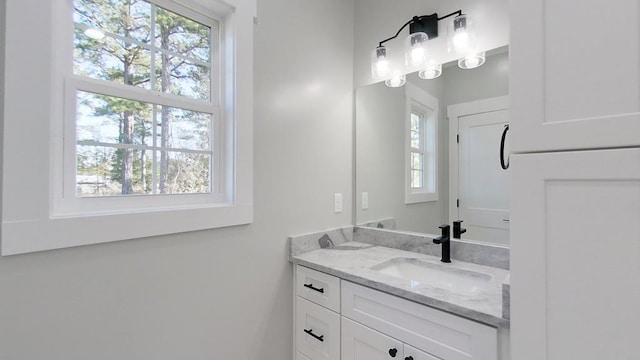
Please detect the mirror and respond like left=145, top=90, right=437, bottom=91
left=355, top=48, right=510, bottom=245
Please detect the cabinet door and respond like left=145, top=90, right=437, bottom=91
left=510, top=0, right=640, bottom=152
left=511, top=149, right=640, bottom=360
left=404, top=344, right=441, bottom=360
left=342, top=317, right=403, bottom=360
left=296, top=297, right=340, bottom=360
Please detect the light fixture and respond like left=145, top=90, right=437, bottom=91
left=385, top=70, right=406, bottom=88
left=419, top=64, right=442, bottom=79
left=372, top=10, right=483, bottom=86
left=84, top=27, right=106, bottom=40
left=448, top=14, right=476, bottom=53
left=371, top=46, right=391, bottom=79
left=458, top=52, right=486, bottom=69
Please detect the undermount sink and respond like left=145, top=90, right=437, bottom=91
left=370, top=258, right=492, bottom=296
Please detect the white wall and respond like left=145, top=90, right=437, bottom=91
left=355, top=77, right=447, bottom=234
left=0, top=1, right=354, bottom=359
left=354, top=0, right=508, bottom=88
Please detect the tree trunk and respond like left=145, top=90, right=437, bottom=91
left=159, top=28, right=171, bottom=193
left=121, top=60, right=134, bottom=195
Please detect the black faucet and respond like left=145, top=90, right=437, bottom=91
left=433, top=225, right=451, bottom=263
left=453, top=220, right=467, bottom=239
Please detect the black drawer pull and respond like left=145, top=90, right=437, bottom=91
left=303, top=328, right=324, bottom=342
left=388, top=348, right=398, bottom=357
left=303, top=283, right=325, bottom=293
left=405, top=357, right=414, bottom=360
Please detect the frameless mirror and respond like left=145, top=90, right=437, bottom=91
left=355, top=48, right=510, bottom=245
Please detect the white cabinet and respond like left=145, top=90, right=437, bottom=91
left=342, top=318, right=444, bottom=360
left=294, top=265, right=500, bottom=360
left=294, top=266, right=341, bottom=360
left=509, top=0, right=640, bottom=152
left=296, top=297, right=341, bottom=360
left=510, top=149, right=640, bottom=360
left=341, top=281, right=497, bottom=360
left=341, top=317, right=404, bottom=360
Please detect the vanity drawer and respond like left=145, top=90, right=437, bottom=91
left=296, top=297, right=340, bottom=360
left=296, top=265, right=340, bottom=312
left=341, top=281, right=497, bottom=360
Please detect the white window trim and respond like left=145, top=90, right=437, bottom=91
left=404, top=83, right=438, bottom=204
left=1, top=0, right=256, bottom=255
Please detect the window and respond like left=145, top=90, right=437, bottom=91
left=405, top=83, right=438, bottom=204
left=1, top=0, right=255, bottom=255
left=71, top=0, right=218, bottom=199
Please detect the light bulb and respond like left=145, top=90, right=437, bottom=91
left=411, top=47, right=425, bottom=66
left=376, top=59, right=389, bottom=73
left=385, top=70, right=406, bottom=88
left=452, top=31, right=469, bottom=50
left=371, top=46, right=391, bottom=79
left=419, top=64, right=442, bottom=79
left=404, top=32, right=428, bottom=69
left=448, top=14, right=478, bottom=55
left=84, top=28, right=105, bottom=40
left=458, top=52, right=486, bottom=69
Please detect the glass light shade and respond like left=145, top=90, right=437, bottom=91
left=404, top=32, right=429, bottom=69
left=458, top=52, right=486, bottom=69
left=84, top=28, right=106, bottom=40
left=371, top=46, right=391, bottom=79
left=447, top=14, right=477, bottom=54
left=385, top=70, right=406, bottom=88
left=419, top=64, right=442, bottom=79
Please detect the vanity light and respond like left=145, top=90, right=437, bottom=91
left=458, top=52, right=486, bottom=69
left=419, top=64, right=442, bottom=79
left=372, top=10, right=484, bottom=86
left=371, top=46, right=391, bottom=79
left=385, top=70, right=407, bottom=88
left=405, top=32, right=429, bottom=69
left=448, top=14, right=476, bottom=53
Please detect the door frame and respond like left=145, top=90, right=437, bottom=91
left=447, top=96, right=509, bottom=225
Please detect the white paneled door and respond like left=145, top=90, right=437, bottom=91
left=511, top=149, right=640, bottom=360
left=510, top=0, right=640, bottom=152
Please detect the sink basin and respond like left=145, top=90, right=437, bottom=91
left=370, top=258, right=492, bottom=296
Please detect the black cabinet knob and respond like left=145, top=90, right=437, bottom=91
left=405, top=357, right=414, bottom=360
left=388, top=348, right=398, bottom=357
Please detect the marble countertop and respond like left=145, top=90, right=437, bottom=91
left=291, top=241, right=510, bottom=328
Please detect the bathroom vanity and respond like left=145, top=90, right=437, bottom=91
left=290, top=234, right=510, bottom=360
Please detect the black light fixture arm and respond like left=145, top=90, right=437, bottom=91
left=437, top=10, right=462, bottom=21
left=378, top=10, right=462, bottom=47
left=378, top=18, right=416, bottom=47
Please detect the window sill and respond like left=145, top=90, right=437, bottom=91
left=2, top=203, right=252, bottom=255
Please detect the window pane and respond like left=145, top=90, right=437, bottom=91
left=155, top=6, right=211, bottom=64
left=411, top=113, right=421, bottom=132
left=157, top=151, right=211, bottom=194
left=77, top=145, right=153, bottom=197
left=156, top=106, right=211, bottom=151
left=411, top=152, right=424, bottom=171
left=74, top=0, right=151, bottom=43
left=76, top=91, right=153, bottom=146
left=411, top=169, right=424, bottom=189
left=410, top=130, right=420, bottom=149
left=74, top=30, right=152, bottom=89
left=154, top=55, right=211, bottom=100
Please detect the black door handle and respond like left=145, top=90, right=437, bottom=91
left=388, top=348, right=398, bottom=357
left=500, top=124, right=510, bottom=170
left=303, top=283, right=325, bottom=293
left=303, top=328, right=324, bottom=342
